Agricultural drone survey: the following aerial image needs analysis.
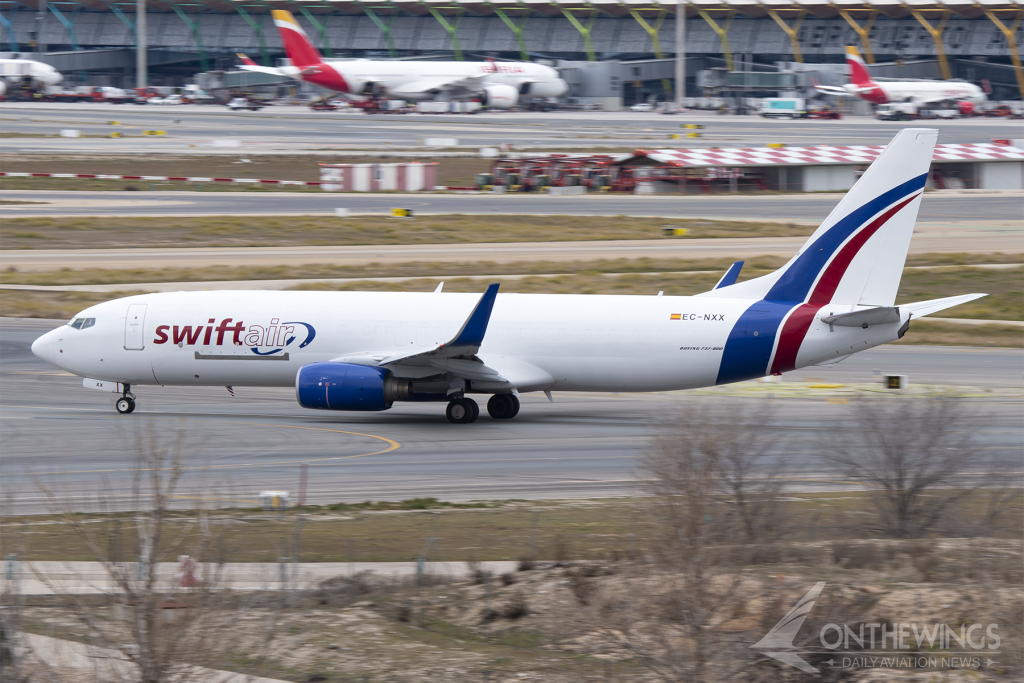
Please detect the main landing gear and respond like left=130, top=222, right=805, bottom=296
left=486, top=394, right=520, bottom=420
left=115, top=384, right=136, bottom=414
left=446, top=397, right=479, bottom=424
left=445, top=394, right=521, bottom=424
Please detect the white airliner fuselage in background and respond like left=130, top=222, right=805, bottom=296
left=236, top=10, right=567, bottom=108
left=31, top=129, right=984, bottom=423
left=0, top=57, right=63, bottom=95
left=814, top=46, right=986, bottom=108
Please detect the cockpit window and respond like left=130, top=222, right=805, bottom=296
left=68, top=318, right=95, bottom=330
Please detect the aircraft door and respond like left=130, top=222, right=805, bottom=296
left=124, top=303, right=147, bottom=350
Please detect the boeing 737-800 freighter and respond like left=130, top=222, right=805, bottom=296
left=236, top=10, right=567, bottom=108
left=31, top=129, right=984, bottom=423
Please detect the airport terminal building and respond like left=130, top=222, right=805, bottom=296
left=1, top=0, right=1021, bottom=101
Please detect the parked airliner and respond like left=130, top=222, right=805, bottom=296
left=236, top=10, right=567, bottom=108
left=814, top=45, right=986, bottom=108
left=31, top=129, right=983, bottom=423
left=0, top=56, right=63, bottom=95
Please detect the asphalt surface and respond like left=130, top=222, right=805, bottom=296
left=3, top=188, right=1023, bottom=223
left=5, top=234, right=1021, bottom=273
left=3, top=318, right=1021, bottom=515
left=2, top=104, right=1021, bottom=153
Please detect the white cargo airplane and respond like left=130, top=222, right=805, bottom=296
left=814, top=46, right=986, bottom=108
left=236, top=10, right=567, bottom=108
left=0, top=56, right=63, bottom=95
left=31, top=129, right=984, bottom=423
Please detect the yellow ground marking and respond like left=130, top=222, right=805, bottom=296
left=0, top=407, right=400, bottom=474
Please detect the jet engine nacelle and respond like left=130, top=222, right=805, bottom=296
left=295, top=362, right=410, bottom=411
left=520, top=79, right=568, bottom=98
left=482, top=84, right=518, bottom=109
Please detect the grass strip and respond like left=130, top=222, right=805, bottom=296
left=1, top=215, right=812, bottom=250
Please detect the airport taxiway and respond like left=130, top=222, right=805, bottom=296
left=2, top=104, right=1022, bottom=153
left=2, top=318, right=1021, bottom=515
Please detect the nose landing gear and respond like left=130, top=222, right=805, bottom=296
left=446, top=397, right=479, bottom=424
left=115, top=384, right=136, bottom=414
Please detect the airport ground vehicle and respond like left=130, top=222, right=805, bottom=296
left=630, top=102, right=654, bottom=112
left=760, top=98, right=807, bottom=118
left=806, top=105, right=842, bottom=120
left=30, top=129, right=984, bottom=423
left=226, top=97, right=263, bottom=111
left=875, top=103, right=918, bottom=121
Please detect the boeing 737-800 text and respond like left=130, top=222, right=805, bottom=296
left=30, top=129, right=984, bottom=423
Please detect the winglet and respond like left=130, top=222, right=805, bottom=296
left=237, top=53, right=258, bottom=66
left=445, top=283, right=500, bottom=350
left=713, top=261, right=744, bottom=290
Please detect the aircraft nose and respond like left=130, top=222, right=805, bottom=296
left=31, top=330, right=55, bottom=364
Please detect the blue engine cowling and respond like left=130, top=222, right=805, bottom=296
left=295, top=362, right=409, bottom=411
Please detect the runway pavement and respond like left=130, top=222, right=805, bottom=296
left=2, top=318, right=1021, bottom=516
left=4, top=233, right=1021, bottom=273
left=2, top=104, right=1021, bottom=153
left=3, top=189, right=1023, bottom=224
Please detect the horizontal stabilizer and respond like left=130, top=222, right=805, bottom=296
left=902, top=293, right=987, bottom=318
left=821, top=307, right=900, bottom=328
left=713, top=261, right=744, bottom=290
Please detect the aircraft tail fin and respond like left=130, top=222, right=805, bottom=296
left=846, top=45, right=877, bottom=89
left=272, top=10, right=323, bottom=69
left=699, top=128, right=937, bottom=307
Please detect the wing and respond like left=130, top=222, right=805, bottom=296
left=712, top=261, right=744, bottom=290
left=813, top=84, right=850, bottom=96
left=374, top=283, right=506, bottom=382
left=237, top=63, right=290, bottom=77
left=392, top=74, right=491, bottom=96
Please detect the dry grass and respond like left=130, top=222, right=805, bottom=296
left=0, top=289, right=146, bottom=319
left=0, top=256, right=787, bottom=286
left=0, top=153, right=491, bottom=187
left=0, top=214, right=812, bottom=250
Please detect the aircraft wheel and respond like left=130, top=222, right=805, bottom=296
left=487, top=394, right=519, bottom=420
left=116, top=397, right=135, bottom=414
left=446, top=398, right=477, bottom=424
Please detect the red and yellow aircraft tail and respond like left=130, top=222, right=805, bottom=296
left=271, top=10, right=325, bottom=70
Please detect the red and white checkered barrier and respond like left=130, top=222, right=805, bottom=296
left=319, top=163, right=438, bottom=192
left=0, top=172, right=321, bottom=186
left=635, top=143, right=1024, bottom=168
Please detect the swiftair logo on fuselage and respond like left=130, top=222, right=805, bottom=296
left=153, top=318, right=316, bottom=356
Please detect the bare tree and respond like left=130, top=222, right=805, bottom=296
left=28, top=424, right=283, bottom=683
left=701, top=401, right=789, bottom=544
left=607, top=401, right=769, bottom=682
left=0, top=496, right=31, bottom=683
left=824, top=394, right=981, bottom=538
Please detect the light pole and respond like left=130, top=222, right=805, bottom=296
left=675, top=0, right=685, bottom=108
left=136, top=0, right=147, bottom=89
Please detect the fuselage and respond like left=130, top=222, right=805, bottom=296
left=309, top=59, right=567, bottom=101
left=30, top=290, right=903, bottom=393
left=846, top=80, right=985, bottom=106
left=0, top=59, right=63, bottom=90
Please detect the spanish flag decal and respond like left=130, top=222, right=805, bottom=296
left=670, top=314, right=682, bottom=320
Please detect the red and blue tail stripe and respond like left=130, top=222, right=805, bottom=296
left=715, top=173, right=927, bottom=385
